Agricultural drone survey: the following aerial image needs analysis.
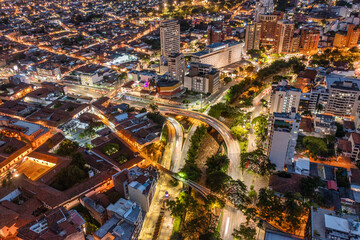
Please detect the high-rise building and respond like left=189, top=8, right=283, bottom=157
left=191, top=41, right=244, bottom=69
left=160, top=20, right=180, bottom=60
left=168, top=52, right=185, bottom=82
left=346, top=24, right=360, bottom=48
left=207, top=25, right=224, bottom=44
left=333, top=32, right=346, bottom=48
left=184, top=62, right=220, bottom=94
left=325, top=81, right=360, bottom=117
left=267, top=111, right=300, bottom=171
left=255, top=0, right=275, bottom=21
left=299, top=28, right=320, bottom=53
left=259, top=13, right=283, bottom=47
left=291, top=34, right=300, bottom=53
left=269, top=80, right=302, bottom=114
left=274, top=20, right=295, bottom=54
left=245, top=22, right=262, bottom=51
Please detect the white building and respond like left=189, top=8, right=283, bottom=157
left=270, top=80, right=301, bottom=114
left=268, top=111, right=300, bottom=171
left=191, top=41, right=244, bottom=69
left=128, top=176, right=157, bottom=212
left=325, top=80, right=360, bottom=117
left=184, top=62, right=220, bottom=94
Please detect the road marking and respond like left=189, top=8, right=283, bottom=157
left=225, top=217, right=230, bottom=235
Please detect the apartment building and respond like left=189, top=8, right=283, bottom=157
left=274, top=20, right=295, bottom=54
left=269, top=80, right=302, bottom=114
left=184, top=62, right=220, bottom=94
left=346, top=24, right=360, bottom=48
left=80, top=197, right=107, bottom=225
left=325, top=81, right=360, bottom=117
left=299, top=28, right=320, bottom=53
left=349, top=132, right=360, bottom=161
left=207, top=25, right=224, bottom=44
left=305, top=207, right=360, bottom=240
left=36, top=64, right=61, bottom=82
left=160, top=20, right=180, bottom=61
left=94, top=198, right=143, bottom=240
left=267, top=111, right=300, bottom=171
left=255, top=0, right=275, bottom=21
left=168, top=52, right=185, bottom=82
left=245, top=22, right=262, bottom=51
left=259, top=13, right=283, bottom=47
left=112, top=167, right=159, bottom=212
left=191, top=41, right=244, bottom=69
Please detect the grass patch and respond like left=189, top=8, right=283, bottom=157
left=172, top=216, right=182, bottom=233
left=216, top=210, right=224, bottom=233
left=161, top=125, right=169, bottom=144
left=240, top=140, right=248, bottom=153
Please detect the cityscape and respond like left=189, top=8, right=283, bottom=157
left=1, top=0, right=360, bottom=239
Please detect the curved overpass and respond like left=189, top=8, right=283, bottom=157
left=159, top=106, right=241, bottom=180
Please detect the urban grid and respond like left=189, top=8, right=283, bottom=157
left=1, top=0, right=360, bottom=239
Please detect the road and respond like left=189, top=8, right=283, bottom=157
left=220, top=87, right=271, bottom=240
left=157, top=106, right=241, bottom=178
left=166, top=117, right=184, bottom=172
left=178, top=123, right=199, bottom=172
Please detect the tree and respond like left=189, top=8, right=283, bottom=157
left=226, top=180, right=250, bottom=209
left=72, top=152, right=86, bottom=169
left=102, top=143, right=120, bottom=156
left=51, top=165, right=87, bottom=191
left=206, top=171, right=231, bottom=193
left=206, top=154, right=230, bottom=174
left=240, top=148, right=275, bottom=176
left=224, top=77, right=232, bottom=84
left=257, top=188, right=283, bottom=225
left=336, top=168, right=350, bottom=188
left=283, top=192, right=304, bottom=233
left=167, top=192, right=199, bottom=218
left=116, top=154, right=128, bottom=164
left=179, top=162, right=202, bottom=182
left=299, top=176, right=324, bottom=199
left=205, top=195, right=226, bottom=210
left=149, top=103, right=159, bottom=112
left=199, top=231, right=221, bottom=240
left=252, top=115, right=268, bottom=143
left=335, top=122, right=345, bottom=138
left=56, top=139, right=79, bottom=156
left=231, top=125, right=249, bottom=141
left=302, top=136, right=329, bottom=158
left=170, top=232, right=184, bottom=240
left=232, top=224, right=256, bottom=240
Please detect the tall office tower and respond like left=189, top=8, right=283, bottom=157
left=299, top=28, right=320, bottom=53
left=245, top=22, right=262, bottom=51
left=325, top=81, right=360, bottom=117
left=346, top=24, right=360, bottom=48
left=255, top=0, right=275, bottom=21
left=269, top=80, right=302, bottom=114
left=259, top=13, right=283, bottom=47
left=267, top=110, right=300, bottom=171
left=160, top=20, right=180, bottom=61
left=168, top=52, right=185, bottom=82
left=274, top=20, right=295, bottom=54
